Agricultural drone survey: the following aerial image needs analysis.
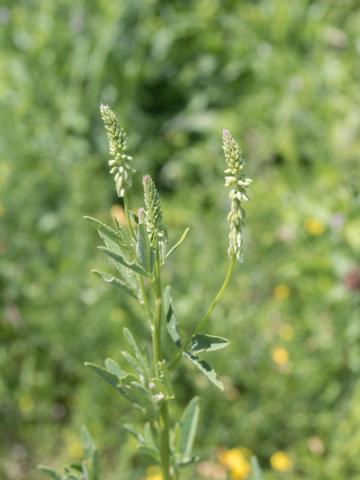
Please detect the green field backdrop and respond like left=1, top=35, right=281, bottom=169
left=1, top=1, right=359, bottom=479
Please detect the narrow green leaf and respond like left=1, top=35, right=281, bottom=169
left=138, top=446, right=160, bottom=462
left=123, top=328, right=150, bottom=379
left=183, top=352, right=224, bottom=390
left=121, top=350, right=143, bottom=376
left=69, top=464, right=82, bottom=472
left=178, top=456, right=200, bottom=468
left=85, top=363, right=120, bottom=390
left=143, top=423, right=159, bottom=456
left=136, top=221, right=154, bottom=272
left=84, top=216, right=124, bottom=244
left=164, top=286, right=182, bottom=348
left=92, top=270, right=138, bottom=299
left=105, top=358, right=126, bottom=379
left=120, top=377, right=157, bottom=418
left=38, top=466, right=62, bottom=480
left=98, top=246, right=148, bottom=276
left=190, top=334, right=230, bottom=353
left=178, top=396, right=200, bottom=463
left=166, top=227, right=190, bottom=259
left=123, top=423, right=144, bottom=444
left=250, top=456, right=263, bottom=480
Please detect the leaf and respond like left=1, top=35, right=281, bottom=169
left=124, top=424, right=159, bottom=461
left=183, top=352, right=224, bottom=390
left=84, top=216, right=124, bottom=244
left=38, top=466, right=62, bottom=480
left=166, top=227, right=190, bottom=259
left=123, top=328, right=150, bottom=379
left=105, top=358, right=126, bottom=379
left=121, top=350, right=143, bottom=376
left=80, top=426, right=100, bottom=480
left=85, top=363, right=120, bottom=390
left=86, top=363, right=156, bottom=417
left=143, top=422, right=159, bottom=457
left=136, top=221, right=154, bottom=272
left=92, top=270, right=138, bottom=299
left=120, top=377, right=157, bottom=418
left=178, top=456, right=200, bottom=468
left=124, top=423, right=144, bottom=444
left=98, top=246, right=148, bottom=276
left=250, top=456, right=263, bottom=480
left=178, top=397, right=200, bottom=463
left=138, top=446, right=160, bottom=462
left=164, top=286, right=182, bottom=348
left=190, top=334, right=230, bottom=353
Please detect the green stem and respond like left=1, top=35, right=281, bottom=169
left=152, top=244, right=172, bottom=480
left=194, top=255, right=236, bottom=334
left=169, top=255, right=236, bottom=370
left=123, top=193, right=135, bottom=240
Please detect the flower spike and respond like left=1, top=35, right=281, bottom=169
left=223, top=129, right=252, bottom=262
left=100, top=104, right=135, bottom=197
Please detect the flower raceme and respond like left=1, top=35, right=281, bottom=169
left=143, top=174, right=167, bottom=257
left=222, top=129, right=252, bottom=262
left=100, top=104, right=135, bottom=198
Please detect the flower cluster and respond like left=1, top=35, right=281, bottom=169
left=100, top=104, right=135, bottom=197
left=142, top=174, right=167, bottom=247
left=223, top=129, right=252, bottom=262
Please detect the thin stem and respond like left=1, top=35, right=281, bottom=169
left=139, top=276, right=152, bottom=320
left=152, top=242, right=172, bottom=480
left=194, top=255, right=236, bottom=334
left=123, top=193, right=136, bottom=240
left=169, top=255, right=236, bottom=371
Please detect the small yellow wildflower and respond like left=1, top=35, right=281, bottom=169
left=19, top=394, right=34, bottom=415
left=67, top=439, right=83, bottom=460
left=305, top=218, right=325, bottom=236
left=145, top=466, right=162, bottom=480
left=219, top=448, right=251, bottom=480
left=270, top=451, right=293, bottom=472
left=146, top=475, right=162, bottom=480
left=110, top=204, right=127, bottom=226
left=279, top=324, right=294, bottom=341
left=271, top=347, right=289, bottom=366
left=273, top=284, right=290, bottom=301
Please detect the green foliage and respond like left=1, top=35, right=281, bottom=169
left=39, top=428, right=99, bottom=480
left=176, top=397, right=200, bottom=467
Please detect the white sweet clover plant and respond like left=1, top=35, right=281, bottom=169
left=39, top=107, right=254, bottom=480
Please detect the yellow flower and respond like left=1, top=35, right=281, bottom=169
left=19, top=394, right=34, bottom=414
left=273, top=284, right=290, bottom=301
left=145, top=466, right=162, bottom=480
left=270, top=451, right=293, bottom=472
left=305, top=218, right=325, bottom=236
left=279, top=324, right=294, bottom=341
left=219, top=448, right=251, bottom=480
left=67, top=439, right=83, bottom=460
left=271, top=347, right=289, bottom=366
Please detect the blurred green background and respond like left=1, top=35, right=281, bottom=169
left=1, top=1, right=359, bottom=479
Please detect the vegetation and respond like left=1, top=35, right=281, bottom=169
left=1, top=1, right=359, bottom=479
